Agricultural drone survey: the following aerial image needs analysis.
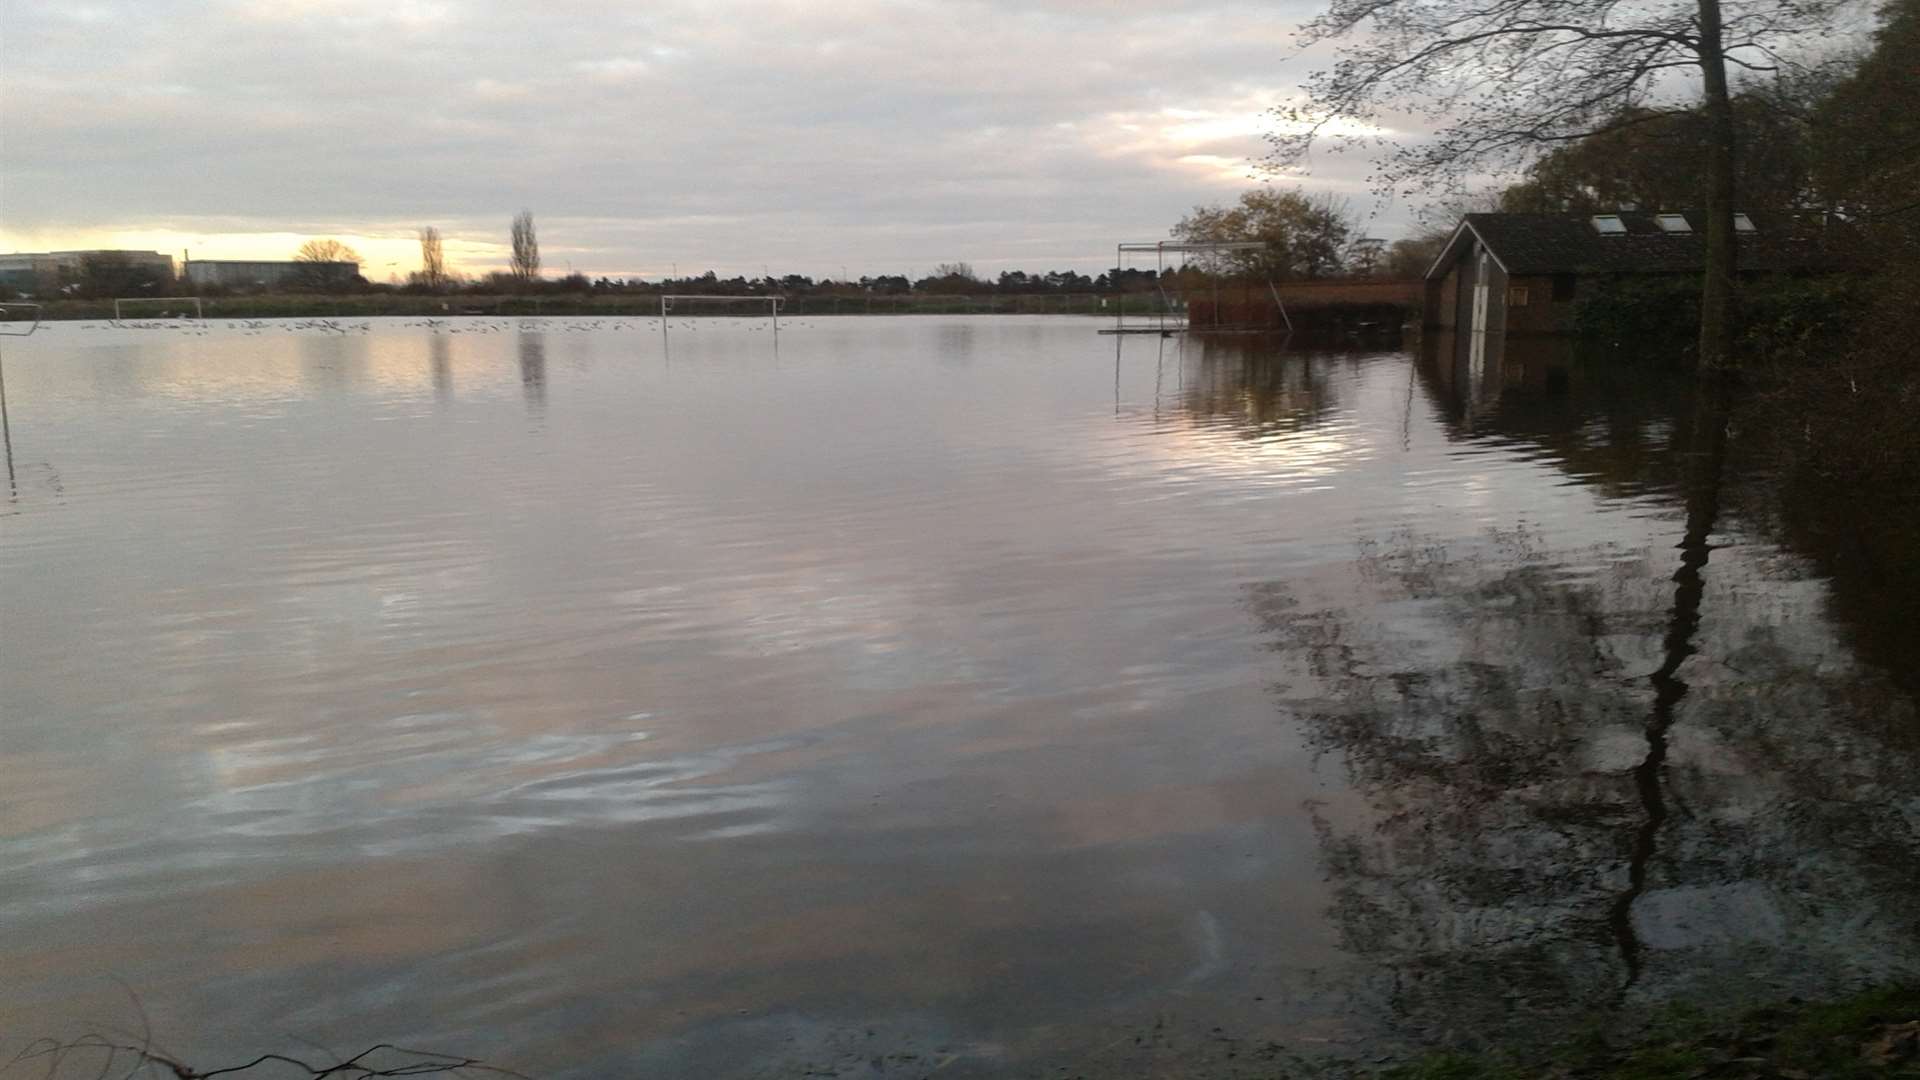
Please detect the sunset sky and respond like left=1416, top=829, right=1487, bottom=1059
left=1, top=0, right=1421, bottom=279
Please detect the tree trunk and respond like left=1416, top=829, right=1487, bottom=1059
left=1696, top=0, right=1739, bottom=369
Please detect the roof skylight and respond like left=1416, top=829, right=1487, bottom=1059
left=1734, top=213, right=1757, bottom=232
left=1656, top=213, right=1692, bottom=233
left=1590, top=214, right=1627, bottom=235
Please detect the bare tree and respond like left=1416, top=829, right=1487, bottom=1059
left=417, top=226, right=447, bottom=291
left=13, top=1035, right=529, bottom=1080
left=1264, top=0, right=1854, bottom=367
left=295, top=238, right=360, bottom=264
left=292, top=238, right=363, bottom=290
left=509, top=210, right=540, bottom=285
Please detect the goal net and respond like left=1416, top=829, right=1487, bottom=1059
left=659, top=294, right=782, bottom=325
left=1101, top=241, right=1278, bottom=335
left=113, top=296, right=204, bottom=322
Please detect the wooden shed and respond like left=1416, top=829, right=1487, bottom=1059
left=1423, top=210, right=1859, bottom=338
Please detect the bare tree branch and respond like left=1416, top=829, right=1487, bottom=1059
left=7, top=1031, right=529, bottom=1080
left=508, top=211, right=540, bottom=286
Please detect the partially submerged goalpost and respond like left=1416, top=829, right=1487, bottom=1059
left=1100, top=241, right=1286, bottom=335
left=660, top=294, right=783, bottom=330
left=113, top=296, right=203, bottom=322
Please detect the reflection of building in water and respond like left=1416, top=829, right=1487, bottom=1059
left=517, top=331, right=547, bottom=413
left=1421, top=329, right=1501, bottom=422
left=1418, top=331, right=1708, bottom=503
left=1420, top=330, right=1579, bottom=423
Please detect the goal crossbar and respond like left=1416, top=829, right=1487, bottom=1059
left=0, top=302, right=42, bottom=337
left=113, top=296, right=204, bottom=321
left=660, top=295, right=783, bottom=316
left=1117, top=241, right=1266, bottom=254
left=1105, top=239, right=1278, bottom=336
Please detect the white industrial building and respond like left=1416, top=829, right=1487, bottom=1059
left=0, top=250, right=175, bottom=293
left=183, top=259, right=360, bottom=288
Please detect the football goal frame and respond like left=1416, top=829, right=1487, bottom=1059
left=660, top=294, right=782, bottom=329
left=0, top=303, right=42, bottom=337
left=1100, top=241, right=1279, bottom=336
left=113, top=296, right=203, bottom=322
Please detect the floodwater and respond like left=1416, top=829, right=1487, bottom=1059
left=1, top=316, right=1917, bottom=1078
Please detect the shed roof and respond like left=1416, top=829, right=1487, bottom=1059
left=1424, top=211, right=1862, bottom=279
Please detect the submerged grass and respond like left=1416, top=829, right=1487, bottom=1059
left=15, top=291, right=1162, bottom=322
left=1369, top=986, right=1920, bottom=1080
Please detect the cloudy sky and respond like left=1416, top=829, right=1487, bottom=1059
left=1, top=0, right=1420, bottom=279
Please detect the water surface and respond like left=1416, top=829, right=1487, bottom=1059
left=2, top=316, right=1916, bottom=1077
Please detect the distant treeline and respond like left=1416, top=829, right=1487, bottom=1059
left=21, top=290, right=1186, bottom=322
left=0, top=261, right=1183, bottom=305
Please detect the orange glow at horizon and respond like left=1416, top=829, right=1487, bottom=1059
left=0, top=227, right=509, bottom=281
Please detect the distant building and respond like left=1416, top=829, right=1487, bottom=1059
left=0, top=254, right=63, bottom=293
left=1423, top=210, right=1859, bottom=338
left=183, top=259, right=359, bottom=288
left=0, top=250, right=175, bottom=294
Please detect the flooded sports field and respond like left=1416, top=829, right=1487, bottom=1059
left=2, top=315, right=1917, bottom=1077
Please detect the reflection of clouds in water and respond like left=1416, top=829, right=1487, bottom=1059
left=1107, top=344, right=1373, bottom=492
left=700, top=569, right=982, bottom=691
left=10, top=321, right=1920, bottom=1077
left=1, top=720, right=800, bottom=918
left=1119, top=418, right=1366, bottom=494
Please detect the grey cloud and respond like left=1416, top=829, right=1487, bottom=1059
left=2, top=0, right=1415, bottom=275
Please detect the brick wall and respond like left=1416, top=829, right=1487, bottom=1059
left=1502, top=274, right=1576, bottom=334
left=1424, top=264, right=1580, bottom=334
left=1183, top=279, right=1424, bottom=329
left=1272, top=279, right=1426, bottom=308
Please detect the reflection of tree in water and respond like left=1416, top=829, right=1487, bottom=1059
left=1168, top=337, right=1345, bottom=437
left=517, top=331, right=547, bottom=414
left=428, top=332, right=452, bottom=403
left=1752, top=484, right=1920, bottom=714
left=1722, top=397, right=1920, bottom=710
left=1419, top=331, right=1920, bottom=720
left=1251, top=511, right=1920, bottom=1046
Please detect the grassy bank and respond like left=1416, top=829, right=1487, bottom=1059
left=1370, top=986, right=1920, bottom=1079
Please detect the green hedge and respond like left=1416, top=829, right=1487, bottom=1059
left=1569, top=274, right=1871, bottom=361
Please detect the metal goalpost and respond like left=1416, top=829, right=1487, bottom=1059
left=659, top=294, right=783, bottom=330
left=1099, top=240, right=1276, bottom=335
left=113, top=296, right=204, bottom=321
left=0, top=303, right=42, bottom=338
left=0, top=303, right=41, bottom=499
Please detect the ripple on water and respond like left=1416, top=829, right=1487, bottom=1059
left=2, top=322, right=1917, bottom=1078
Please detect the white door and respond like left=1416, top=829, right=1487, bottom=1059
left=1470, top=250, right=1491, bottom=336
left=1468, top=251, right=1491, bottom=373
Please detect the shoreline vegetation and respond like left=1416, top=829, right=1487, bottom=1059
left=1365, top=985, right=1920, bottom=1080
left=4, top=291, right=1416, bottom=342
left=18, top=985, right=1916, bottom=1078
